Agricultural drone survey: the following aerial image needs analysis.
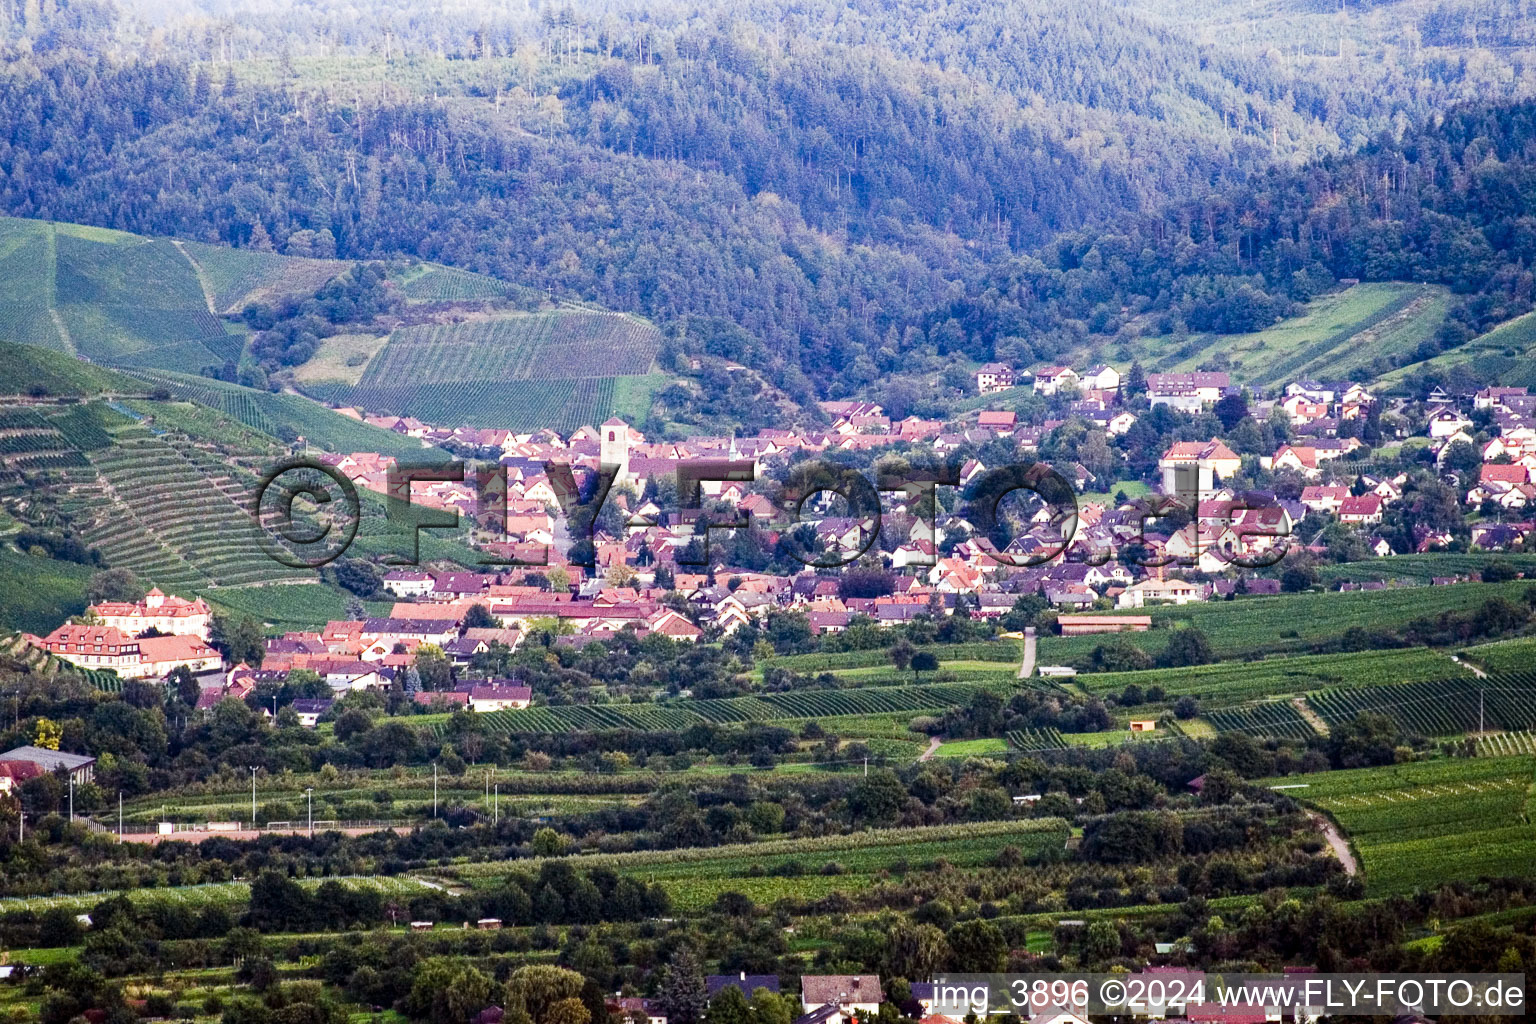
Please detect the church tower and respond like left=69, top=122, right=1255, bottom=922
left=600, top=417, right=631, bottom=485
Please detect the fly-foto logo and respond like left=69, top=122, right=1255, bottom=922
left=250, top=456, right=1290, bottom=570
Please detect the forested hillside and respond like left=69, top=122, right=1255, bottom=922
left=1, top=0, right=1535, bottom=407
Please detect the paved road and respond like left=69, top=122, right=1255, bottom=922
left=1018, top=627, right=1037, bottom=679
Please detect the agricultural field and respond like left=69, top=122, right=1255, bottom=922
left=77, top=434, right=315, bottom=589
left=123, top=368, right=451, bottom=458
left=932, top=737, right=1010, bottom=757
left=291, top=331, right=391, bottom=386
left=0, top=545, right=94, bottom=634
left=178, top=238, right=344, bottom=314
left=1307, top=671, right=1536, bottom=737
left=0, top=341, right=140, bottom=397
left=1319, top=555, right=1536, bottom=584
left=449, top=818, right=1070, bottom=910
left=50, top=228, right=238, bottom=369
left=1142, top=283, right=1444, bottom=386
left=200, top=583, right=394, bottom=632
left=0, top=875, right=435, bottom=915
left=389, top=262, right=538, bottom=305
left=1379, top=307, right=1536, bottom=390
left=1073, top=648, right=1462, bottom=707
left=1269, top=756, right=1536, bottom=894
left=309, top=311, right=663, bottom=431
left=759, top=640, right=1022, bottom=675
left=1205, top=700, right=1320, bottom=740
left=1037, top=581, right=1536, bottom=665
left=1006, top=728, right=1067, bottom=752
left=426, top=680, right=1015, bottom=736
left=1461, top=637, right=1536, bottom=675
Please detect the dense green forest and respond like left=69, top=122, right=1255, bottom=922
left=1, top=0, right=1535, bottom=405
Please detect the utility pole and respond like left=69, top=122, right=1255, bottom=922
left=433, top=762, right=438, bottom=818
left=118, top=791, right=122, bottom=836
left=250, top=767, right=258, bottom=829
left=863, top=757, right=868, bottom=777
left=1480, top=685, right=1485, bottom=737
left=68, top=775, right=74, bottom=822
left=494, top=784, right=498, bottom=824
left=306, top=787, right=313, bottom=836
left=18, top=810, right=22, bottom=842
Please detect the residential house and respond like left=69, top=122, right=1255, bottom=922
left=1338, top=493, right=1384, bottom=525
left=381, top=570, right=434, bottom=598
left=1116, top=578, right=1207, bottom=608
left=1428, top=408, right=1474, bottom=438
left=800, top=976, right=883, bottom=1019
left=289, top=698, right=334, bottom=728
left=708, top=974, right=782, bottom=1000
left=1032, top=366, right=1079, bottom=396
left=1158, top=440, right=1242, bottom=499
left=1081, top=364, right=1121, bottom=391
left=974, top=363, right=1016, bottom=394
left=466, top=683, right=533, bottom=712
left=1299, top=486, right=1349, bottom=514
left=0, top=746, right=95, bottom=784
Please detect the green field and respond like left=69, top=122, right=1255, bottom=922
left=451, top=818, right=1070, bottom=910
left=0, top=875, right=435, bottom=914
left=1462, top=637, right=1536, bottom=675
left=1074, top=648, right=1462, bottom=706
left=0, top=545, right=94, bottom=634
left=932, top=737, right=1010, bottom=757
left=178, top=238, right=343, bottom=314
left=1140, top=283, right=1445, bottom=386
left=306, top=312, right=663, bottom=432
left=1380, top=308, right=1536, bottom=390
left=1320, top=555, right=1536, bottom=584
left=1270, top=757, right=1536, bottom=894
left=0, top=341, right=141, bottom=397
left=0, top=218, right=246, bottom=371
left=1037, top=581, right=1536, bottom=665
left=121, top=368, right=449, bottom=458
left=424, top=679, right=1017, bottom=736
left=200, top=583, right=393, bottom=631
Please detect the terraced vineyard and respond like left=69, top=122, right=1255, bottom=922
left=122, top=368, right=448, bottom=458
left=1006, top=728, right=1067, bottom=752
left=309, top=312, right=661, bottom=431
left=1308, top=673, right=1536, bottom=737
left=76, top=435, right=312, bottom=588
left=431, top=680, right=1011, bottom=736
left=1205, top=700, right=1319, bottom=740
left=1269, top=757, right=1536, bottom=893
